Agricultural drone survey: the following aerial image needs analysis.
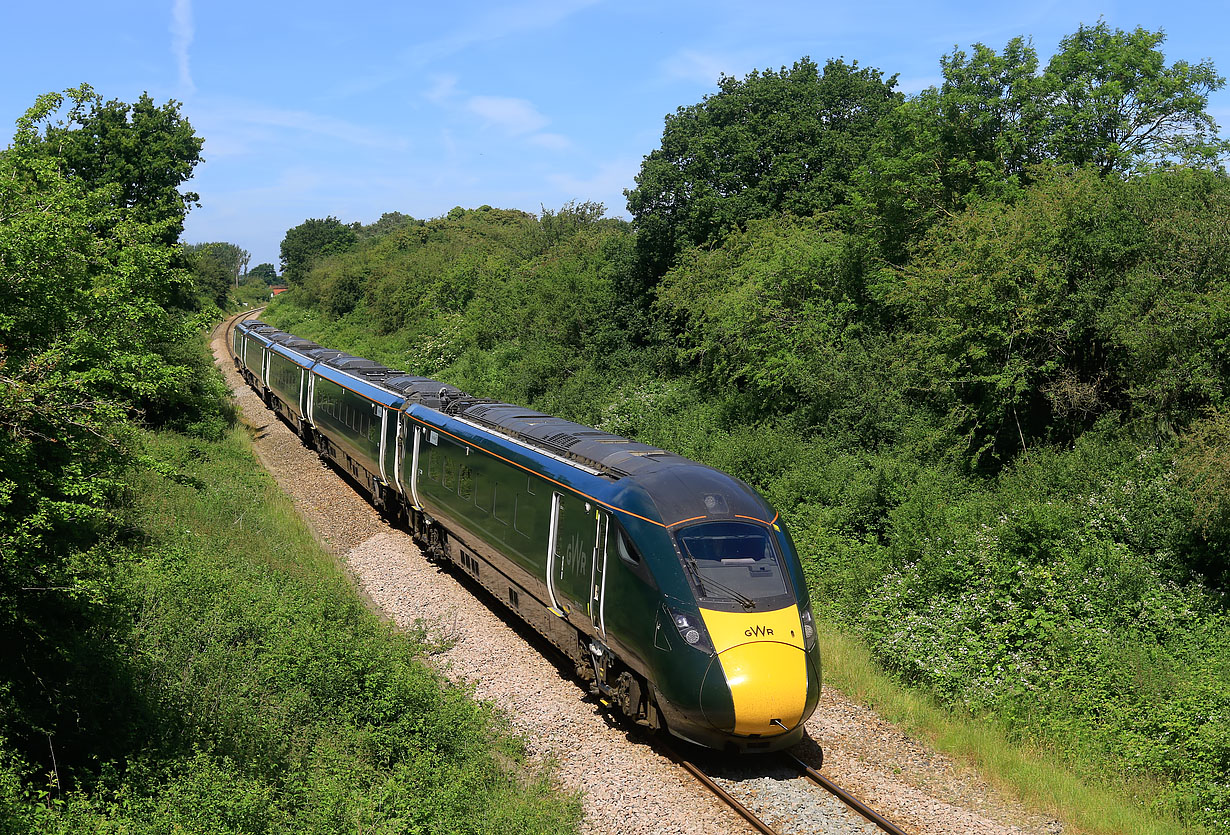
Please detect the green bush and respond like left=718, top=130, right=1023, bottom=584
left=1, top=430, right=580, bottom=834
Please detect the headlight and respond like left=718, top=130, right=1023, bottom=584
left=666, top=606, right=714, bottom=654
left=800, top=606, right=817, bottom=651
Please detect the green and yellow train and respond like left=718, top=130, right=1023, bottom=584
left=234, top=319, right=822, bottom=752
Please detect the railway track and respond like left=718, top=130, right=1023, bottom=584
left=666, top=745, right=910, bottom=835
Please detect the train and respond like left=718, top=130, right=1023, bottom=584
left=232, top=318, right=822, bottom=753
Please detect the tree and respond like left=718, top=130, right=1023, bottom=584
left=247, top=262, right=278, bottom=283
left=1043, top=22, right=1229, bottom=174
left=858, top=24, right=1228, bottom=262
left=40, top=86, right=204, bottom=245
left=185, top=247, right=232, bottom=307
left=279, top=216, right=358, bottom=285
left=0, top=86, right=223, bottom=632
left=359, top=211, right=418, bottom=239
left=185, top=241, right=250, bottom=288
left=856, top=38, right=1044, bottom=263
left=891, top=166, right=1230, bottom=468
left=625, top=58, right=901, bottom=289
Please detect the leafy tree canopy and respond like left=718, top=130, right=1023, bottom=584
left=0, top=86, right=224, bottom=629
left=246, top=262, right=278, bottom=283
left=39, top=85, right=203, bottom=245
left=892, top=165, right=1230, bottom=467
left=279, top=216, right=358, bottom=285
left=625, top=57, right=901, bottom=285
left=1045, top=21, right=1229, bottom=174
left=185, top=241, right=250, bottom=283
left=860, top=22, right=1228, bottom=261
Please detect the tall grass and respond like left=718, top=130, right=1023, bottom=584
left=0, top=427, right=581, bottom=834
left=819, top=625, right=1207, bottom=835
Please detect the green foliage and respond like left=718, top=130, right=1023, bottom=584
left=185, top=245, right=233, bottom=308
left=0, top=87, right=232, bottom=822
left=892, top=166, right=1230, bottom=467
left=652, top=216, right=918, bottom=441
left=626, top=57, right=901, bottom=285
left=858, top=23, right=1229, bottom=262
left=1045, top=22, right=1229, bottom=174
left=279, top=217, right=358, bottom=286
left=40, top=85, right=203, bottom=246
left=357, top=211, right=419, bottom=239
left=0, top=430, right=581, bottom=834
left=186, top=242, right=250, bottom=299
left=245, top=262, right=278, bottom=283
left=235, top=277, right=274, bottom=307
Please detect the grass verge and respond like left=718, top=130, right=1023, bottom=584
left=818, top=623, right=1209, bottom=835
left=1, top=426, right=581, bottom=834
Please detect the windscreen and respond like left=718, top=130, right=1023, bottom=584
left=675, top=521, right=788, bottom=607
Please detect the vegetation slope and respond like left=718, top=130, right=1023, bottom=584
left=0, top=88, right=581, bottom=832
left=263, top=24, right=1230, bottom=832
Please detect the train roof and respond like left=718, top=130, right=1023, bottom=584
left=253, top=327, right=771, bottom=520
left=459, top=402, right=689, bottom=479
left=443, top=400, right=773, bottom=526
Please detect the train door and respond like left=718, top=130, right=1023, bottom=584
left=547, top=492, right=602, bottom=626
left=406, top=421, right=423, bottom=510
left=546, top=493, right=566, bottom=616
left=378, top=407, right=392, bottom=485
left=590, top=510, right=610, bottom=636
left=306, top=371, right=316, bottom=425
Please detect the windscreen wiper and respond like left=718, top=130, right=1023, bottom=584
left=679, top=541, right=756, bottom=609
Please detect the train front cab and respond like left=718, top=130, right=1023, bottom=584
left=647, top=517, right=822, bottom=753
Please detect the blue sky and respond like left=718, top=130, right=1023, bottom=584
left=3, top=1, right=1229, bottom=270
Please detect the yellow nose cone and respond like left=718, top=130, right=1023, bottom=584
left=715, top=641, right=808, bottom=735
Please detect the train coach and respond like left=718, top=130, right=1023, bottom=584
left=233, top=318, right=822, bottom=753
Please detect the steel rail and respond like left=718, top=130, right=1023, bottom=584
left=785, top=752, right=911, bottom=835
left=661, top=747, right=782, bottom=835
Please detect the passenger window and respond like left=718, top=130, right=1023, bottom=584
left=493, top=484, right=512, bottom=525
left=458, top=465, right=473, bottom=500
left=443, top=455, right=456, bottom=490
left=428, top=449, right=442, bottom=483
left=615, top=527, right=641, bottom=564
left=474, top=475, right=491, bottom=511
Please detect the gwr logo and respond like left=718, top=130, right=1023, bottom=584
left=744, top=625, right=774, bottom=637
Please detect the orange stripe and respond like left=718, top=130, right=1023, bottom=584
left=734, top=513, right=771, bottom=525
left=314, top=372, right=398, bottom=408
left=667, top=515, right=708, bottom=528
left=410, top=414, right=668, bottom=529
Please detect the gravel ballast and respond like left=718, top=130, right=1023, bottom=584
left=212, top=319, right=1063, bottom=834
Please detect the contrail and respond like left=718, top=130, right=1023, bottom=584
left=171, top=0, right=195, bottom=95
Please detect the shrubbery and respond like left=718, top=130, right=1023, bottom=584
left=264, top=156, right=1230, bottom=834
left=0, top=430, right=580, bottom=834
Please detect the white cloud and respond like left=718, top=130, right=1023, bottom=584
left=425, top=74, right=460, bottom=103
left=467, top=96, right=549, bottom=135
left=190, top=100, right=411, bottom=158
left=661, top=49, right=744, bottom=86
left=170, top=0, right=195, bottom=95
left=527, top=132, right=572, bottom=151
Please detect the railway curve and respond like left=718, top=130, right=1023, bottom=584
left=211, top=309, right=1062, bottom=835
